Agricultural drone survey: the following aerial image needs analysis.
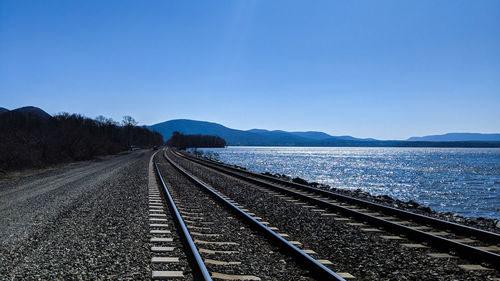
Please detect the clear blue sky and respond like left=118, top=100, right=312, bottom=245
left=1, top=0, right=499, bottom=139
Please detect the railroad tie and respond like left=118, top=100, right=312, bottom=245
left=199, top=248, right=238, bottom=255
left=392, top=220, right=413, bottom=225
left=303, top=249, right=316, bottom=254
left=428, top=231, right=451, bottom=236
left=204, top=259, right=241, bottom=266
left=186, top=225, right=211, bottom=231
left=477, top=245, right=500, bottom=252
left=150, top=213, right=168, bottom=217
left=376, top=215, right=396, bottom=220
left=347, top=222, right=365, bottom=226
left=194, top=239, right=239, bottom=246
left=401, top=243, right=429, bottom=248
left=302, top=205, right=316, bottom=208
left=317, top=259, right=333, bottom=265
left=150, top=218, right=168, bottom=222
left=380, top=235, right=404, bottom=240
left=451, top=238, right=477, bottom=243
left=320, top=213, right=338, bottom=217
left=211, top=272, right=261, bottom=281
left=152, top=257, right=179, bottom=263
left=337, top=272, right=356, bottom=279
left=150, top=223, right=169, bottom=227
left=427, top=253, right=458, bottom=258
left=458, top=264, right=493, bottom=271
left=151, top=271, right=184, bottom=279
left=152, top=246, right=175, bottom=253
left=333, top=217, right=350, bottom=221
left=151, top=237, right=173, bottom=243
left=360, top=228, right=383, bottom=232
left=150, top=229, right=171, bottom=234
left=190, top=232, right=220, bottom=237
left=411, top=226, right=432, bottom=230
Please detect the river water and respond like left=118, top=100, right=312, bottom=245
left=197, top=146, right=500, bottom=219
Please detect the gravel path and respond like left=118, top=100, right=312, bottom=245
left=156, top=153, right=315, bottom=280
left=171, top=150, right=500, bottom=281
left=0, top=150, right=153, bottom=280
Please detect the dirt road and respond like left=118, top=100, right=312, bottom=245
left=0, top=150, right=152, bottom=280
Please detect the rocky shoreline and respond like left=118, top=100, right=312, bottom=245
left=202, top=155, right=500, bottom=234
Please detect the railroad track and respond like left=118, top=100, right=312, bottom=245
left=174, top=149, right=500, bottom=271
left=148, top=152, right=196, bottom=280
left=151, top=150, right=352, bottom=280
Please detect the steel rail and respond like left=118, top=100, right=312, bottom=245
left=163, top=152, right=346, bottom=281
left=154, top=160, right=212, bottom=281
left=175, top=150, right=500, bottom=269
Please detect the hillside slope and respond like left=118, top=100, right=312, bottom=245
left=149, top=119, right=500, bottom=148
left=148, top=119, right=266, bottom=145
left=407, top=133, right=500, bottom=142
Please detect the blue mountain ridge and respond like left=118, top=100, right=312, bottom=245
left=148, top=119, right=500, bottom=146
left=407, top=133, right=500, bottom=142
left=0, top=106, right=52, bottom=119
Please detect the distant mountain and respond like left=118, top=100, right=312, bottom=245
left=331, top=135, right=377, bottom=142
left=149, top=119, right=500, bottom=147
left=249, top=129, right=333, bottom=140
left=245, top=129, right=320, bottom=144
left=149, top=119, right=370, bottom=146
left=149, top=119, right=266, bottom=146
left=8, top=106, right=52, bottom=119
left=0, top=106, right=52, bottom=120
left=407, top=133, right=500, bottom=142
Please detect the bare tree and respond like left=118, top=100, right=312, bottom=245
left=96, top=115, right=118, bottom=126
left=95, top=115, right=107, bottom=125
left=122, top=115, right=138, bottom=127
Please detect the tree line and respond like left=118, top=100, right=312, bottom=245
left=166, top=131, right=226, bottom=149
left=0, top=111, right=163, bottom=174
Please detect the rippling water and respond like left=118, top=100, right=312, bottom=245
left=197, top=147, right=500, bottom=219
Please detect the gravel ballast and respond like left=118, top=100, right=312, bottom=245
left=0, top=150, right=153, bottom=280
left=171, top=150, right=500, bottom=281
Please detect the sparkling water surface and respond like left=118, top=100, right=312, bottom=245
left=197, top=147, right=500, bottom=219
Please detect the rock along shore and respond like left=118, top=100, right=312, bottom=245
left=203, top=155, right=500, bottom=234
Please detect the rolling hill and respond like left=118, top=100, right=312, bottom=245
left=148, top=119, right=324, bottom=145
left=148, top=119, right=500, bottom=147
left=0, top=106, right=52, bottom=119
left=407, top=133, right=500, bottom=142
